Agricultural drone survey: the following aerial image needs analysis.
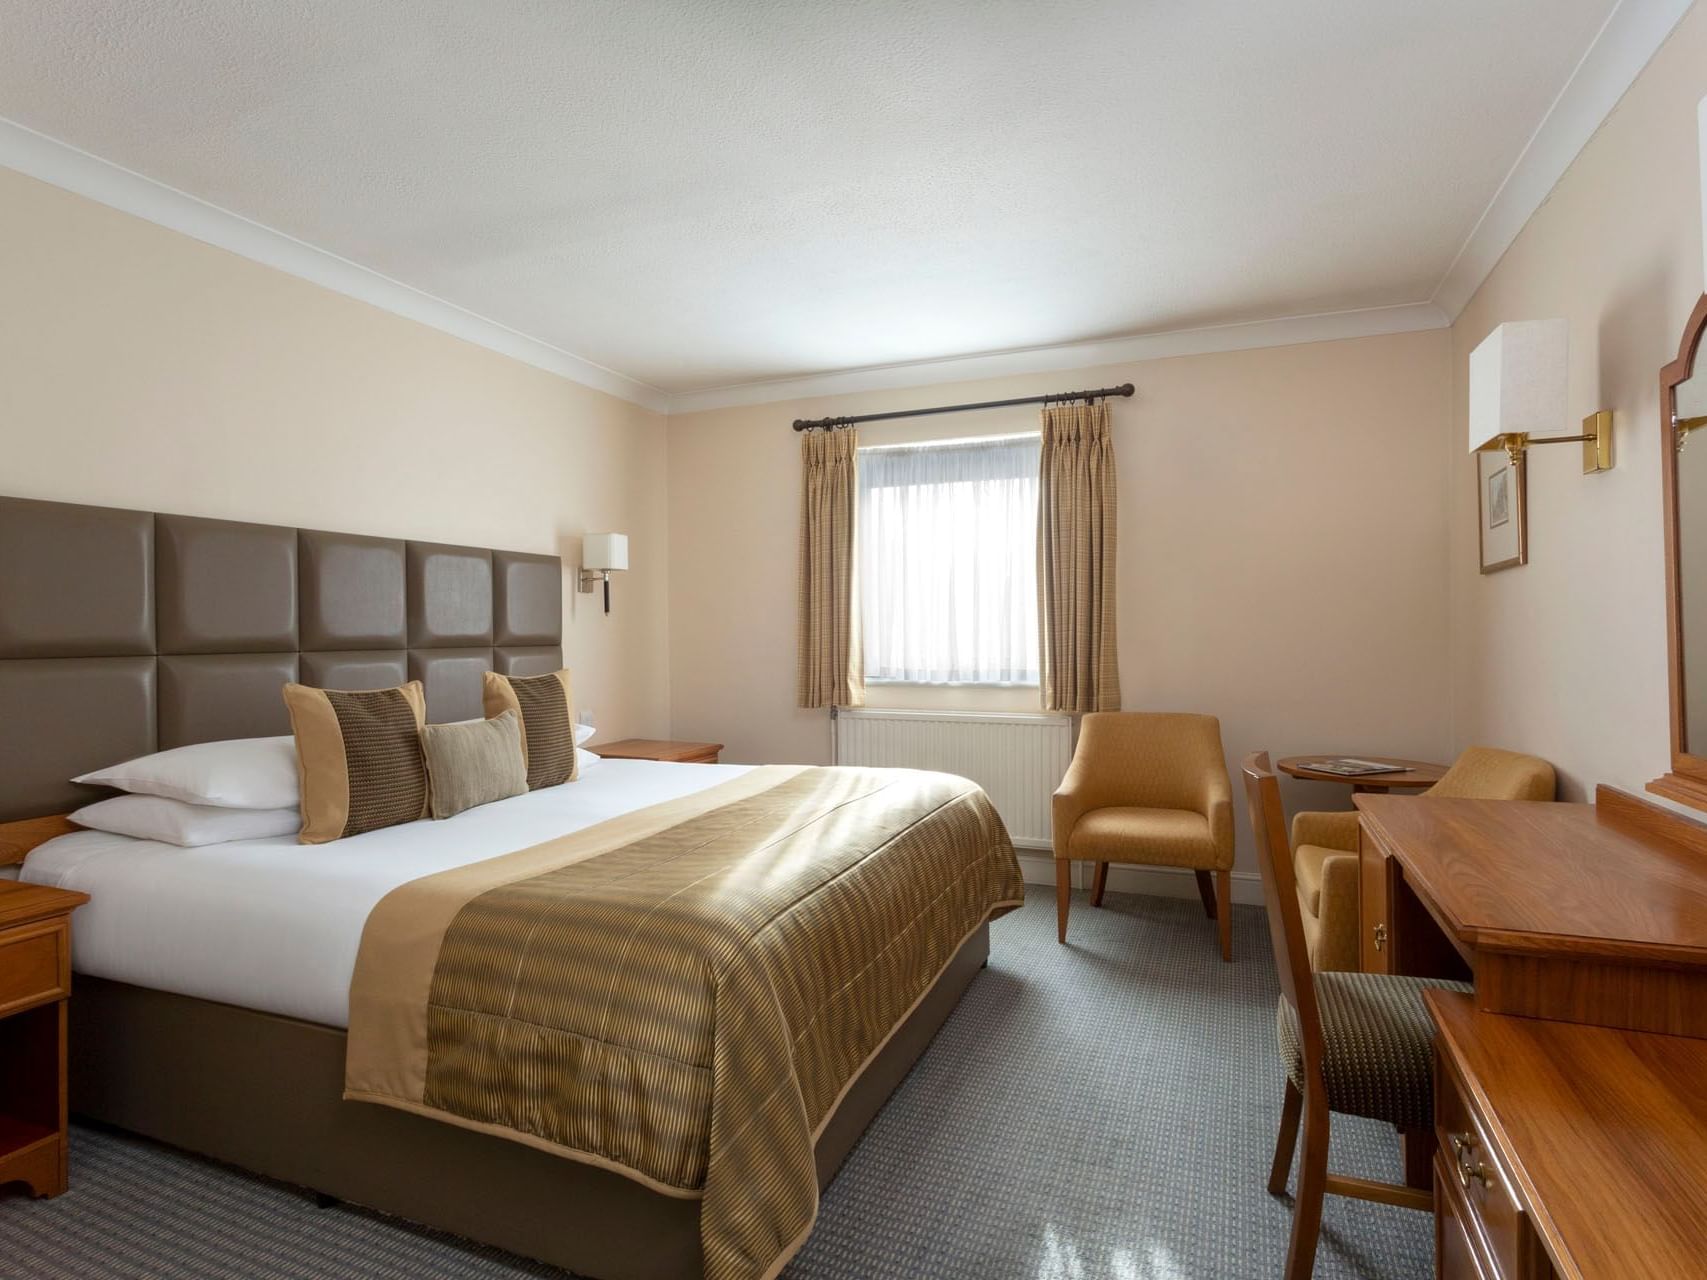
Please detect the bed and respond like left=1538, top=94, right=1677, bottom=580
left=0, top=495, right=1025, bottom=1280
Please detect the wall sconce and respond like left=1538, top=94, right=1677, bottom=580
left=1468, top=319, right=1613, bottom=474
left=578, top=533, right=628, bottom=615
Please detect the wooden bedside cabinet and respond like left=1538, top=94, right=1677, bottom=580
left=597, top=739, right=724, bottom=765
left=0, top=880, right=89, bottom=1200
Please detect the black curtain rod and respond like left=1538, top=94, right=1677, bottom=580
left=791, top=383, right=1134, bottom=431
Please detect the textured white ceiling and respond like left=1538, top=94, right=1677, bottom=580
left=0, top=0, right=1619, bottom=395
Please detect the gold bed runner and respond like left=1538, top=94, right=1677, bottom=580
left=345, top=765, right=1024, bottom=1280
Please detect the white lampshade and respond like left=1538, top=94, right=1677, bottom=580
left=1699, top=94, right=1706, bottom=291
left=1467, top=319, right=1568, bottom=454
left=582, top=532, right=628, bottom=572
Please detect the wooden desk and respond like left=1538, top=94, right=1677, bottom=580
left=1277, top=755, right=1446, bottom=793
left=1356, top=787, right=1707, bottom=1036
left=1429, top=990, right=1707, bottom=1280
left=1355, top=794, right=1707, bottom=1278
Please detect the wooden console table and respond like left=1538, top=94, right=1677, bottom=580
left=1355, top=786, right=1707, bottom=1278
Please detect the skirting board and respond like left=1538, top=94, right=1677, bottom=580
left=1014, top=852, right=1265, bottom=907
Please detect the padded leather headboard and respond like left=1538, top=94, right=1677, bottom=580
left=0, top=495, right=563, bottom=821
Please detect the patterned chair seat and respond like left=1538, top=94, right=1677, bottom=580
left=1276, top=972, right=1473, bottom=1132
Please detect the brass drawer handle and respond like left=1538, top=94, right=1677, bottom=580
left=1373, top=922, right=1387, bottom=951
left=1450, top=1132, right=1489, bottom=1190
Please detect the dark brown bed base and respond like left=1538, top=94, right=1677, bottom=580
left=69, top=924, right=989, bottom=1280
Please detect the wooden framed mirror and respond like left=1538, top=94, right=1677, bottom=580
left=1651, top=293, right=1707, bottom=810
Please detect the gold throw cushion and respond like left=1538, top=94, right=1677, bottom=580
left=482, top=669, right=578, bottom=789
left=420, top=710, right=528, bottom=820
left=282, top=680, right=429, bottom=844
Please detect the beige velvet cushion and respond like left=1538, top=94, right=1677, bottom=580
left=482, top=669, right=577, bottom=790
left=1066, top=806, right=1222, bottom=870
left=421, top=710, right=527, bottom=820
left=282, top=680, right=428, bottom=845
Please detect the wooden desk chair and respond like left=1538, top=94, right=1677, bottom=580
left=1242, top=751, right=1471, bottom=1280
left=1052, top=712, right=1235, bottom=959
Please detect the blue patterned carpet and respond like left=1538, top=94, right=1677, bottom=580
left=3, top=888, right=1431, bottom=1279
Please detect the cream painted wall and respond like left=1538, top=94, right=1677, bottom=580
left=668, top=330, right=1455, bottom=879
left=0, top=166, right=672, bottom=742
left=1447, top=1, right=1707, bottom=801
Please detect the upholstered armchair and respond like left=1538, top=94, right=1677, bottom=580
left=1053, top=712, right=1236, bottom=960
left=1290, top=746, right=1556, bottom=972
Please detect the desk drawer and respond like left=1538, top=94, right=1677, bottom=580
left=1435, top=1050, right=1551, bottom=1280
left=0, top=920, right=69, bottom=1016
left=1437, top=1155, right=1495, bottom=1280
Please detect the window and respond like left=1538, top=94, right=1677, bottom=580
left=858, top=434, right=1039, bottom=685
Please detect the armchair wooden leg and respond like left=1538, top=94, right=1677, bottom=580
left=1090, top=861, right=1109, bottom=907
left=1056, top=860, right=1071, bottom=944
left=1285, top=1091, right=1329, bottom=1280
left=1216, top=868, right=1232, bottom=962
left=1268, top=1078, right=1302, bottom=1195
left=1193, top=870, right=1216, bottom=918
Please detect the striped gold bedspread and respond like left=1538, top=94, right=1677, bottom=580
left=345, top=764, right=1024, bottom=1280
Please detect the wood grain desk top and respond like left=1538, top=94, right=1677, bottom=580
left=1429, top=989, right=1707, bottom=1280
left=1355, top=791, right=1707, bottom=966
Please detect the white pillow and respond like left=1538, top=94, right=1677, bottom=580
left=577, top=748, right=601, bottom=771
left=74, top=736, right=300, bottom=810
left=575, top=722, right=596, bottom=747
left=71, top=795, right=301, bottom=847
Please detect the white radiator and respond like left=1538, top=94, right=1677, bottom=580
left=833, top=708, right=1073, bottom=849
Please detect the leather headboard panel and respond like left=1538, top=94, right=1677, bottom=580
left=0, top=495, right=564, bottom=821
left=0, top=500, right=155, bottom=657
left=157, top=516, right=300, bottom=653
left=299, top=530, right=407, bottom=650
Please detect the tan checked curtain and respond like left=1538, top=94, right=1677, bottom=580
left=796, top=428, right=864, bottom=708
left=1037, top=401, right=1121, bottom=712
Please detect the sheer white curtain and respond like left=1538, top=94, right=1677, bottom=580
left=858, top=435, right=1040, bottom=685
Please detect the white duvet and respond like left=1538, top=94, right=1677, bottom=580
left=21, top=759, right=753, bottom=1028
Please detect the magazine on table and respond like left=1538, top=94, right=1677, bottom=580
left=1300, top=758, right=1407, bottom=777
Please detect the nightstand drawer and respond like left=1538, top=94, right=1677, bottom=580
left=0, top=920, right=69, bottom=1015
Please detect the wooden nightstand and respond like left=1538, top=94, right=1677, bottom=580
left=597, top=738, right=724, bottom=765
left=0, top=880, right=89, bottom=1199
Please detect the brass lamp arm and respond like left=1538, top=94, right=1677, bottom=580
left=1495, top=412, right=1614, bottom=473
left=1677, top=415, right=1707, bottom=452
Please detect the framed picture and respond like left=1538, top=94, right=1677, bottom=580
left=1477, top=450, right=1527, bottom=573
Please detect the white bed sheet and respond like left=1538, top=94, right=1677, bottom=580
left=21, top=759, right=753, bottom=1028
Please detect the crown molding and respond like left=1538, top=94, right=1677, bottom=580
left=1431, top=0, right=1694, bottom=319
left=662, top=302, right=1452, bottom=414
left=0, top=115, right=672, bottom=413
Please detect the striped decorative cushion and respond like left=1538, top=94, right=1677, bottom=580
left=1276, top=971, right=1473, bottom=1131
left=482, top=669, right=578, bottom=790
left=282, top=681, right=429, bottom=844
left=420, top=710, right=527, bottom=819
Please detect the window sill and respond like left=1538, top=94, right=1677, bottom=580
left=865, top=678, right=1041, bottom=690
